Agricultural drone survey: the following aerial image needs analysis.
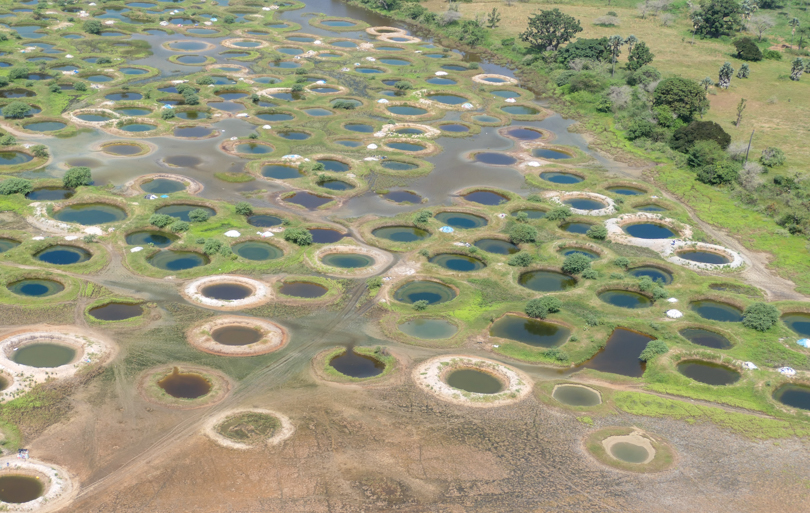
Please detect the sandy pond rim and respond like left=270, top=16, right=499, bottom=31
left=187, top=316, right=288, bottom=357
left=0, top=457, right=76, bottom=512
left=311, top=245, right=393, bottom=278
left=412, top=355, right=532, bottom=408
left=138, top=364, right=232, bottom=410
left=181, top=275, right=271, bottom=310
left=203, top=408, right=295, bottom=450
left=125, top=173, right=203, bottom=196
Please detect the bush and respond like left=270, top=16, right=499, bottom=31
left=0, top=178, right=32, bottom=196
left=149, top=214, right=174, bottom=228
left=366, top=276, right=382, bottom=289
left=525, top=298, right=549, bottom=319
left=625, top=119, right=654, bottom=140
left=733, top=37, right=763, bottom=61
left=556, top=37, right=611, bottom=65
left=586, top=225, right=607, bottom=240
left=568, top=71, right=607, bottom=93
left=197, top=76, right=214, bottom=85
left=394, top=81, right=411, bottom=90
left=160, top=109, right=175, bottom=120
left=562, top=254, right=591, bottom=275
left=74, top=81, right=87, bottom=92
left=507, top=252, right=534, bottom=267
left=202, top=239, right=223, bottom=255
left=626, top=65, right=661, bottom=86
left=2, top=101, right=31, bottom=119
left=96, top=57, right=112, bottom=65
left=8, top=67, right=28, bottom=80
left=188, top=208, right=210, bottom=223
left=413, top=210, right=432, bottom=224
left=762, top=49, right=782, bottom=60
left=554, top=70, right=577, bottom=87
left=63, top=167, right=91, bottom=188
left=546, top=206, right=573, bottom=221
left=742, top=302, right=780, bottom=331
left=31, top=145, right=48, bottom=159
left=540, top=296, right=562, bottom=313
left=0, top=77, right=7, bottom=88
left=544, top=348, right=569, bottom=361
left=638, top=340, right=668, bottom=361
left=223, top=14, right=235, bottom=23
left=235, top=201, right=253, bottom=216
left=670, top=121, right=731, bottom=152
left=654, top=77, right=709, bottom=122
left=283, top=227, right=313, bottom=246
left=582, top=268, right=599, bottom=279
left=413, top=300, right=428, bottom=311
left=84, top=19, right=102, bottom=35
left=697, top=160, right=740, bottom=185
left=760, top=147, right=786, bottom=168
left=170, top=220, right=189, bottom=232
left=613, top=257, right=630, bottom=269
left=508, top=224, right=537, bottom=244
left=687, top=140, right=727, bottom=169
left=0, top=134, right=15, bottom=146
left=332, top=99, right=356, bottom=110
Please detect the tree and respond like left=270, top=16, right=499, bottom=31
left=789, top=17, right=800, bottom=48
left=413, top=300, right=428, bottom=311
left=202, top=239, right=223, bottom=255
left=283, top=227, right=313, bottom=246
left=639, top=339, right=668, bottom=361
left=613, top=257, right=630, bottom=269
left=74, top=81, right=87, bottom=92
left=0, top=134, right=15, bottom=146
left=160, top=109, right=175, bottom=120
left=626, top=65, right=660, bottom=86
left=235, top=201, right=253, bottom=216
left=748, top=14, right=774, bottom=41
left=608, top=35, right=625, bottom=77
left=83, top=19, right=102, bottom=35
left=31, top=145, right=48, bottom=158
left=413, top=210, right=432, bottom=224
left=0, top=178, right=32, bottom=196
left=63, top=167, right=91, bottom=188
left=556, top=37, right=611, bottom=64
left=718, top=62, right=734, bottom=89
left=627, top=41, right=654, bottom=71
left=653, top=77, right=709, bottom=121
left=223, top=14, right=235, bottom=24
left=562, top=254, right=591, bottom=275
left=525, top=298, right=549, bottom=319
left=2, top=101, right=31, bottom=119
left=149, top=214, right=174, bottom=228
left=700, top=76, right=713, bottom=92
left=170, top=220, right=189, bottom=233
left=692, top=0, right=743, bottom=38
left=737, top=63, right=750, bottom=78
left=520, top=9, right=583, bottom=52
left=687, top=140, right=728, bottom=168
left=188, top=208, right=210, bottom=223
left=586, top=225, right=608, bottom=240
left=697, top=160, right=739, bottom=185
left=487, top=7, right=500, bottom=29
left=508, top=252, right=534, bottom=267
left=735, top=98, right=747, bottom=126
left=733, top=37, right=762, bottom=61
left=546, top=206, right=573, bottom=221
left=508, top=224, right=537, bottom=244
left=742, top=302, right=779, bottom=331
left=790, top=58, right=804, bottom=81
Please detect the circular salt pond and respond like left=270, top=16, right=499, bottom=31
left=439, top=123, right=468, bottom=133
left=158, top=367, right=211, bottom=399
left=474, top=238, right=519, bottom=255
left=393, top=280, right=456, bottom=305
left=398, top=318, right=458, bottom=339
left=441, top=64, right=467, bottom=71
left=262, top=164, right=302, bottom=179
left=677, top=360, right=741, bottom=386
left=379, top=58, right=410, bottom=66
left=463, top=191, right=508, bottom=206
left=35, top=245, right=91, bottom=265
left=427, top=94, right=467, bottom=105
left=689, top=300, right=742, bottom=322
left=552, top=384, right=601, bottom=407
left=473, top=152, right=517, bottom=166
left=387, top=105, right=427, bottom=116
left=23, top=121, right=66, bottom=132
left=635, top=204, right=667, bottom=212
left=140, top=178, right=186, bottom=194
left=506, top=127, right=543, bottom=140
left=395, top=127, right=424, bottom=135
left=519, top=270, right=576, bottom=292
left=321, top=20, right=357, bottom=27
left=512, top=209, right=546, bottom=220
left=329, top=349, right=384, bottom=379
left=174, top=126, right=213, bottom=138
left=120, top=123, right=156, bottom=132
left=429, top=253, right=485, bottom=272
left=277, top=130, right=310, bottom=140
left=677, top=250, right=732, bottom=265
left=623, top=223, right=676, bottom=239
left=215, top=91, right=247, bottom=101
left=492, top=90, right=520, bottom=98
left=235, top=142, right=273, bottom=154
left=680, top=328, right=732, bottom=349
left=102, top=143, right=143, bottom=156
left=106, top=92, right=142, bottom=101
left=168, top=41, right=208, bottom=51
left=76, top=113, right=113, bottom=122
left=427, top=77, right=456, bottom=85
left=560, top=222, right=592, bottom=234
left=284, top=192, right=331, bottom=209
left=607, top=186, right=646, bottom=196
left=540, top=171, right=581, bottom=183
left=782, top=313, right=810, bottom=337
left=8, top=278, right=64, bottom=300
left=86, top=75, right=113, bottom=83
left=154, top=204, right=215, bottom=222
left=319, top=180, right=354, bottom=191
left=89, top=302, right=143, bottom=321
left=13, top=343, right=76, bottom=368
left=257, top=112, right=294, bottom=121
left=309, top=229, right=345, bottom=244
left=0, top=238, right=19, bottom=253
left=0, top=151, right=34, bottom=165
left=269, top=61, right=301, bottom=69
left=490, top=315, right=571, bottom=347
left=115, top=107, right=151, bottom=116
left=446, top=369, right=503, bottom=394
left=344, top=123, right=374, bottom=133
left=598, top=290, right=652, bottom=309
left=211, top=326, right=262, bottom=346
left=147, top=250, right=209, bottom=271
left=231, top=41, right=262, bottom=48
left=120, top=67, right=148, bottom=75
left=382, top=191, right=421, bottom=204
left=372, top=226, right=430, bottom=243
left=321, top=253, right=374, bottom=269
left=125, top=230, right=177, bottom=248
left=628, top=266, right=673, bottom=284
left=559, top=248, right=600, bottom=259
left=176, top=55, right=207, bottom=64
left=53, top=203, right=127, bottom=225
left=247, top=215, right=283, bottom=228
left=201, top=283, right=253, bottom=301
left=502, top=105, right=539, bottom=116
left=773, top=384, right=810, bottom=411
left=0, top=88, right=35, bottom=99
left=287, top=36, right=314, bottom=43
left=355, top=67, right=383, bottom=74
left=310, top=86, right=339, bottom=93
left=232, top=241, right=282, bottom=261
left=563, top=198, right=606, bottom=211
left=386, top=142, right=425, bottom=152
left=609, top=442, right=650, bottom=463
left=280, top=281, right=327, bottom=298
left=0, top=474, right=44, bottom=504
left=304, top=108, right=333, bottom=117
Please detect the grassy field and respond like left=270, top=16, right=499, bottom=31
left=424, top=0, right=810, bottom=172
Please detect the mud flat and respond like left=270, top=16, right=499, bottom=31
left=203, top=408, right=295, bottom=450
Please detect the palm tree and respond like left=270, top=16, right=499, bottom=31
left=608, top=35, right=625, bottom=77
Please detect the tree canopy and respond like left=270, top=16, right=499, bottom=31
left=520, top=9, right=582, bottom=52
left=63, top=167, right=92, bottom=188
left=653, top=77, right=710, bottom=122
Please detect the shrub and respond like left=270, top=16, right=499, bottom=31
left=525, top=298, right=549, bottom=319
left=582, top=268, right=599, bottom=279
left=149, top=214, right=174, bottom=228
left=413, top=300, right=428, bottom=311
left=762, top=49, right=782, bottom=60
left=2, top=101, right=31, bottom=119
left=394, top=81, right=412, bottom=90
left=697, top=160, right=740, bottom=185
left=413, top=210, right=432, bottom=224
left=760, top=147, right=786, bottom=168
left=0, top=178, right=32, bottom=196
left=283, top=227, right=313, bottom=246
left=96, top=57, right=112, bottom=65
left=74, top=81, right=87, bottom=92
left=556, top=37, right=611, bottom=65
left=670, top=121, right=731, bottom=152
left=625, top=119, right=654, bottom=140
left=546, top=206, right=573, bottom=221
left=562, top=254, right=591, bottom=275
left=235, top=202, right=253, bottom=216
left=84, top=19, right=102, bottom=35
left=332, top=99, right=356, bottom=110
left=366, top=276, right=382, bottom=289
left=8, top=67, right=28, bottom=80
left=742, top=302, right=780, bottom=331
left=0, top=134, right=15, bottom=146
left=539, top=296, right=562, bottom=313
left=514, top=211, right=529, bottom=223
left=0, top=77, right=7, bottom=88
left=161, top=109, right=175, bottom=120
left=508, top=224, right=537, bottom=244
left=198, top=76, right=214, bottom=85
left=48, top=83, right=61, bottom=94
left=638, top=340, right=668, bottom=361
left=654, top=77, right=709, bottom=122
left=568, top=71, right=607, bottom=93
left=626, top=65, right=661, bottom=87
left=31, top=145, right=48, bottom=159
left=187, top=208, right=209, bottom=223
left=203, top=239, right=223, bottom=255
left=544, top=348, right=569, bottom=361
left=170, top=220, right=189, bottom=232
left=63, top=167, right=91, bottom=188
left=507, top=252, right=534, bottom=267
left=613, top=257, right=630, bottom=268
left=687, top=140, right=727, bottom=169
left=554, top=70, right=577, bottom=87
left=223, top=14, right=235, bottom=23
left=586, top=225, right=607, bottom=240
left=733, top=37, right=763, bottom=61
